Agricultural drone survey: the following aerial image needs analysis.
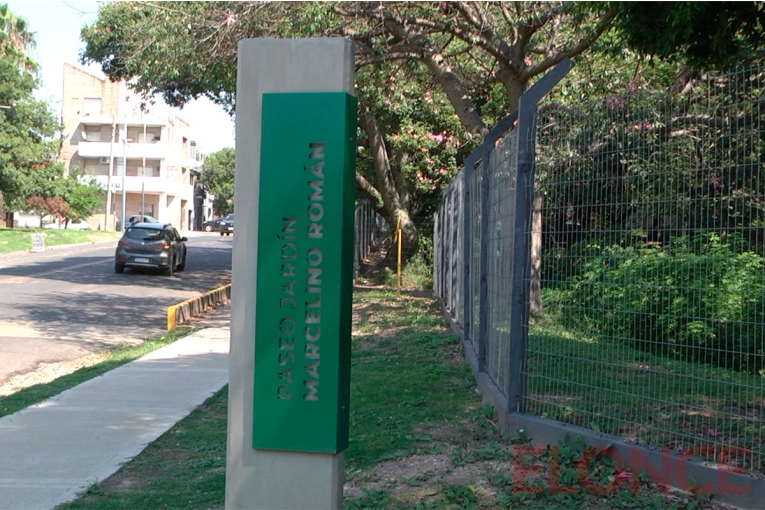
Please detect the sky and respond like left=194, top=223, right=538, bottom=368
left=6, top=1, right=236, bottom=154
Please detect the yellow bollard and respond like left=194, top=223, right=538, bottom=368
left=397, top=217, right=402, bottom=298
left=167, top=305, right=177, bottom=331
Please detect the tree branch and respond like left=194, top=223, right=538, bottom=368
left=521, top=8, right=618, bottom=81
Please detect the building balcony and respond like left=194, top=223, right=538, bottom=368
left=77, top=141, right=169, bottom=160
left=79, top=115, right=168, bottom=127
left=92, top=175, right=184, bottom=195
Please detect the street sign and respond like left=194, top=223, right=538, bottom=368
left=252, top=92, right=357, bottom=454
left=31, top=233, right=45, bottom=253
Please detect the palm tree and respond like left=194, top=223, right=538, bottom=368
left=0, top=3, right=37, bottom=74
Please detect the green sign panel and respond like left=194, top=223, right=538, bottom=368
left=253, top=92, right=357, bottom=453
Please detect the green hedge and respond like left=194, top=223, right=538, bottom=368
left=545, top=234, right=765, bottom=374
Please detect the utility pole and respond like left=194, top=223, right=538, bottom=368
left=105, top=115, right=116, bottom=231
left=141, top=120, right=146, bottom=218
left=121, top=96, right=128, bottom=232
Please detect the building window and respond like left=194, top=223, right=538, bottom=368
left=83, top=97, right=102, bottom=115
left=82, top=127, right=101, bottom=142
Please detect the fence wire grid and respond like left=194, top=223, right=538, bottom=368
left=435, top=63, right=765, bottom=477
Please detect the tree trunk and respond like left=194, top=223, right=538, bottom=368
left=358, top=107, right=419, bottom=256
left=530, top=191, right=544, bottom=319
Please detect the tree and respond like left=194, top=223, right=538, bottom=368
left=0, top=2, right=37, bottom=74
left=60, top=172, right=105, bottom=226
left=25, top=195, right=68, bottom=227
left=613, top=2, right=765, bottom=71
left=0, top=4, right=47, bottom=226
left=81, top=2, right=621, bottom=267
left=199, top=148, right=235, bottom=216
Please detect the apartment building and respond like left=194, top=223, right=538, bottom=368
left=60, top=63, right=200, bottom=230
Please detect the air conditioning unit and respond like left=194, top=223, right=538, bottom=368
left=100, top=157, right=110, bottom=165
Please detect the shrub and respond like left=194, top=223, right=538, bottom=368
left=547, top=234, right=765, bottom=374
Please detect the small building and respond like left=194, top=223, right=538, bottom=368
left=59, top=63, right=200, bottom=230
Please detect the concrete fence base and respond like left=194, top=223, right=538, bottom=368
left=167, top=283, right=231, bottom=331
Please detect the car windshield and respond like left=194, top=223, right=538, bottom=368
left=125, top=227, right=165, bottom=241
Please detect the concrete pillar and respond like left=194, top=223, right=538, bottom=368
left=226, top=38, right=355, bottom=510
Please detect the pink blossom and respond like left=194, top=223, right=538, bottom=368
left=524, top=56, right=532, bottom=66
left=225, top=13, right=237, bottom=26
left=432, top=184, right=437, bottom=190
left=393, top=104, right=399, bottom=110
left=425, top=158, right=433, bottom=164
left=383, top=98, right=391, bottom=105
left=439, top=168, right=446, bottom=175
left=390, top=85, right=395, bottom=91
left=421, top=147, right=428, bottom=153
left=389, top=75, right=396, bottom=82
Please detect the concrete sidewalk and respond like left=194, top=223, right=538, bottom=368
left=0, top=307, right=230, bottom=510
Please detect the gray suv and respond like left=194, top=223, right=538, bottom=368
left=219, top=213, right=234, bottom=236
left=115, top=223, right=187, bottom=276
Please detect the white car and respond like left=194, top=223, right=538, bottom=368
left=43, top=219, right=92, bottom=230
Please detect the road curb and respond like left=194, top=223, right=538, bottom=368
left=167, top=283, right=232, bottom=331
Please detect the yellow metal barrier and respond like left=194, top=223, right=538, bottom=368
left=396, top=217, right=403, bottom=297
left=166, top=283, right=232, bottom=331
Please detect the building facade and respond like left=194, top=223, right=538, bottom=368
left=60, top=63, right=200, bottom=230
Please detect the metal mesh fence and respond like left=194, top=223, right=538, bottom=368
left=529, top=66, right=765, bottom=475
left=354, top=199, right=386, bottom=279
left=483, top=130, right=520, bottom=394
left=434, top=62, right=765, bottom=477
left=434, top=171, right=464, bottom=325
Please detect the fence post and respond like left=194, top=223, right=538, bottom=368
left=506, top=59, right=574, bottom=413
left=462, top=162, right=473, bottom=348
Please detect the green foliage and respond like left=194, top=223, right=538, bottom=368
left=356, top=61, right=475, bottom=218
left=402, top=235, right=434, bottom=290
left=59, top=172, right=105, bottom=222
left=0, top=3, right=37, bottom=73
left=551, top=234, right=765, bottom=373
left=199, top=147, right=234, bottom=216
left=613, top=2, right=765, bottom=70
left=0, top=49, right=62, bottom=212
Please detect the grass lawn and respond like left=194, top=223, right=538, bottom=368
left=0, top=227, right=120, bottom=253
left=526, top=322, right=765, bottom=476
left=0, top=327, right=192, bottom=419
left=55, top=290, right=732, bottom=509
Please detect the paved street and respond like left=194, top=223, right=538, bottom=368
left=0, top=233, right=232, bottom=385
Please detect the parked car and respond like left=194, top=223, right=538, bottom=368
left=43, top=219, right=92, bottom=230
left=127, top=215, right=160, bottom=226
left=202, top=217, right=224, bottom=232
left=115, top=223, right=187, bottom=276
left=219, top=213, right=234, bottom=236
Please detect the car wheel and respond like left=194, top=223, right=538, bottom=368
left=204, top=224, right=212, bottom=232
left=220, top=231, right=224, bottom=236
left=115, top=263, right=125, bottom=274
left=165, top=256, right=175, bottom=277
left=177, top=254, right=186, bottom=272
